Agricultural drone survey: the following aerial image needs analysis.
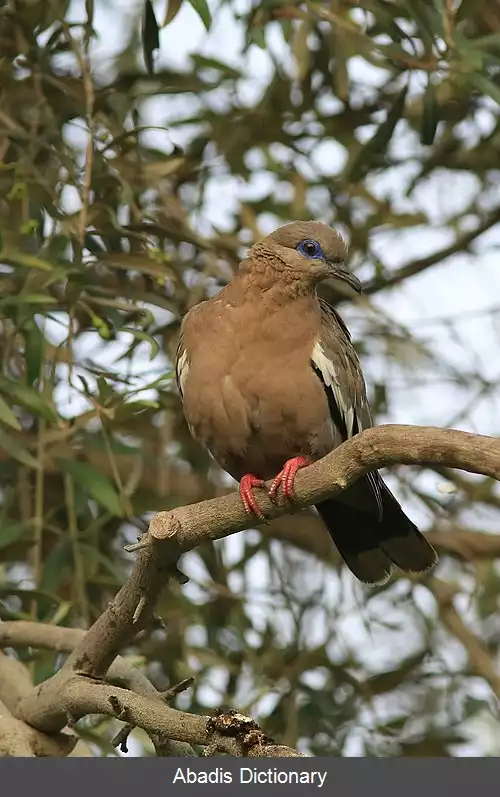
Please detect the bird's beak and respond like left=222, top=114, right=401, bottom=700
left=328, top=263, right=363, bottom=294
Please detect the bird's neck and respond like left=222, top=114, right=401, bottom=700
left=237, top=257, right=316, bottom=303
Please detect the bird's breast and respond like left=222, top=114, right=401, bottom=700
left=182, top=334, right=334, bottom=481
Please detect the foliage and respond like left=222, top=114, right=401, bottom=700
left=0, top=0, right=500, bottom=755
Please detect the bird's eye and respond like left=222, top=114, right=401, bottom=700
left=296, top=239, right=324, bottom=260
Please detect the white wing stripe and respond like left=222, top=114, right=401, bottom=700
left=176, top=349, right=190, bottom=397
left=312, top=340, right=356, bottom=438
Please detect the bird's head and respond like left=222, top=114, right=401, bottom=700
left=251, top=220, right=362, bottom=295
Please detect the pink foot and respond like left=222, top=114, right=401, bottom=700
left=239, top=474, right=267, bottom=520
left=268, top=456, right=310, bottom=503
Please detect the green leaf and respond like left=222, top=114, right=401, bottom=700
left=119, top=328, right=160, bottom=361
left=0, top=251, right=54, bottom=271
left=188, top=0, right=212, bottom=30
left=113, top=400, right=160, bottom=421
left=130, top=372, right=173, bottom=393
left=0, top=521, right=30, bottom=550
left=0, top=377, right=58, bottom=423
left=0, top=429, right=40, bottom=469
left=163, top=0, right=183, bottom=25
left=421, top=79, right=439, bottom=146
left=190, top=54, right=242, bottom=79
left=473, top=33, right=500, bottom=50
left=78, top=543, right=125, bottom=581
left=456, top=0, right=486, bottom=24
left=0, top=586, right=64, bottom=604
left=23, top=322, right=45, bottom=385
left=97, top=375, right=115, bottom=406
left=0, top=294, right=55, bottom=306
left=346, top=85, right=408, bottom=181
left=0, top=396, right=21, bottom=430
left=469, top=73, right=500, bottom=106
left=142, top=0, right=160, bottom=75
left=366, top=652, right=427, bottom=695
left=47, top=600, right=72, bottom=627
left=399, top=0, right=439, bottom=49
left=57, top=459, right=125, bottom=516
left=39, top=538, right=72, bottom=595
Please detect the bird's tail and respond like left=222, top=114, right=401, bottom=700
left=315, top=476, right=438, bottom=585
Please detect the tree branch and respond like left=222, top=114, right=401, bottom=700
left=0, top=623, right=195, bottom=757
left=0, top=652, right=76, bottom=757
left=13, top=424, right=500, bottom=753
left=147, top=425, right=499, bottom=550
left=363, top=207, right=500, bottom=295
left=0, top=649, right=35, bottom=713
left=431, top=580, right=500, bottom=698
left=15, top=676, right=304, bottom=756
left=0, top=624, right=298, bottom=756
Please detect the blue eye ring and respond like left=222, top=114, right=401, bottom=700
left=296, top=239, right=324, bottom=260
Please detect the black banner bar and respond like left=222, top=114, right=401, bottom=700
left=0, top=757, right=495, bottom=795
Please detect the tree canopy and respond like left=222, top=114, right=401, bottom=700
left=0, top=0, right=500, bottom=757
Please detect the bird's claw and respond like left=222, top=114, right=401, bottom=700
left=268, top=456, right=310, bottom=503
left=239, top=474, right=268, bottom=523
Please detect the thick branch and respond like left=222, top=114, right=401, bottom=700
left=16, top=676, right=207, bottom=741
left=15, top=425, right=500, bottom=743
left=15, top=676, right=304, bottom=756
left=147, top=425, right=499, bottom=549
left=0, top=653, right=76, bottom=757
left=0, top=623, right=194, bottom=757
left=0, top=649, right=35, bottom=713
left=0, top=623, right=158, bottom=697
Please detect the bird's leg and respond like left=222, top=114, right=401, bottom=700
left=268, top=456, right=311, bottom=503
left=239, top=474, right=267, bottom=521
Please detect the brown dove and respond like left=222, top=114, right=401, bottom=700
left=175, top=221, right=438, bottom=584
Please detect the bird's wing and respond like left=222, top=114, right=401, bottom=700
left=311, top=298, right=383, bottom=519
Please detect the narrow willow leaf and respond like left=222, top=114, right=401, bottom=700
left=78, top=543, right=125, bottom=581
left=24, top=322, right=45, bottom=386
left=469, top=73, right=500, bottom=106
left=190, top=54, right=242, bottom=79
left=48, top=600, right=73, bottom=626
left=292, top=19, right=311, bottom=83
left=0, top=377, right=58, bottom=423
left=142, top=0, right=160, bottom=75
left=113, top=400, right=160, bottom=421
left=118, top=328, right=160, bottom=361
left=347, top=85, right=408, bottom=181
left=39, top=538, right=72, bottom=594
left=163, top=0, right=183, bottom=25
left=421, top=79, right=439, bottom=146
left=0, top=251, right=54, bottom=271
left=399, top=0, right=439, bottom=49
left=0, top=429, right=40, bottom=469
left=474, top=33, right=500, bottom=50
left=131, top=372, right=173, bottom=392
left=57, top=459, right=125, bottom=516
left=0, top=294, right=55, bottom=306
left=0, top=396, right=21, bottom=430
left=188, top=0, right=212, bottom=30
left=0, top=522, right=30, bottom=550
